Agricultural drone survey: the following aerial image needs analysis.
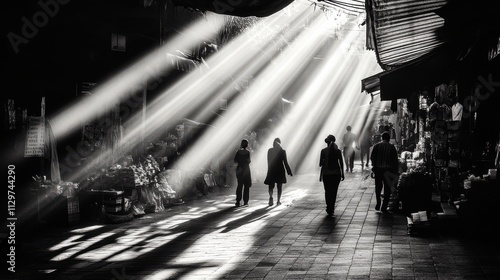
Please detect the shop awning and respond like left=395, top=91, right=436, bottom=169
left=365, top=0, right=500, bottom=69
left=361, top=73, right=380, bottom=94
left=365, top=0, right=450, bottom=70
left=363, top=0, right=500, bottom=100
left=362, top=47, right=457, bottom=101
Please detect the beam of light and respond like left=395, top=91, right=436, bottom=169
left=173, top=12, right=331, bottom=172
left=49, top=232, right=115, bottom=261
left=107, top=232, right=185, bottom=263
left=49, top=234, right=84, bottom=251
left=251, top=25, right=363, bottom=175
left=63, top=2, right=318, bottom=182
left=50, top=17, right=224, bottom=139
left=70, top=225, right=104, bottom=233
left=314, top=53, right=380, bottom=146
left=118, top=2, right=316, bottom=140
left=290, top=53, right=381, bottom=172
left=249, top=24, right=380, bottom=174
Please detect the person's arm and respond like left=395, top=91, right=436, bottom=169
left=338, top=150, right=345, bottom=180
left=319, top=149, right=324, bottom=167
left=282, top=150, right=292, bottom=176
left=370, top=144, right=377, bottom=167
left=495, top=146, right=500, bottom=167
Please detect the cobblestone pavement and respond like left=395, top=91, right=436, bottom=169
left=5, top=167, right=500, bottom=279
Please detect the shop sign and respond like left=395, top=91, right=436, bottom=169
left=24, top=116, right=45, bottom=157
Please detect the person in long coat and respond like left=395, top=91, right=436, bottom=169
left=264, top=138, right=292, bottom=206
left=234, top=139, right=252, bottom=206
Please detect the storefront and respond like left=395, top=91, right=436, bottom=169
left=363, top=0, right=500, bottom=233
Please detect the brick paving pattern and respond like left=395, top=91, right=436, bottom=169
left=5, top=167, right=500, bottom=279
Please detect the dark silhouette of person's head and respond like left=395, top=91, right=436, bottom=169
left=273, top=138, right=281, bottom=148
left=346, top=126, right=352, bottom=132
left=241, top=139, right=249, bottom=148
left=381, top=132, right=390, bottom=141
left=325, top=135, right=336, bottom=144
left=450, top=95, right=458, bottom=104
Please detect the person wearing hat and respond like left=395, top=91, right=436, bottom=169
left=319, top=135, right=345, bottom=216
left=264, top=138, right=293, bottom=206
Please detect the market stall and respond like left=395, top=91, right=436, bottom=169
left=78, top=155, right=182, bottom=223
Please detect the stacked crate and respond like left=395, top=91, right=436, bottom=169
left=101, top=190, right=124, bottom=214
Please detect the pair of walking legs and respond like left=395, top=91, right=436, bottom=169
left=374, top=170, right=392, bottom=212
left=360, top=148, right=370, bottom=167
left=323, top=174, right=341, bottom=216
left=235, top=177, right=251, bottom=206
left=268, top=183, right=282, bottom=206
left=344, top=148, right=355, bottom=172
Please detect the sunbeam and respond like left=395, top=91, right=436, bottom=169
left=174, top=9, right=331, bottom=173
left=62, top=2, right=320, bottom=182
left=251, top=25, right=366, bottom=175
left=50, top=17, right=224, bottom=139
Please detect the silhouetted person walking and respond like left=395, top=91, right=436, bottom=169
left=320, top=135, right=344, bottom=216
left=264, top=138, right=293, bottom=206
left=234, top=139, right=252, bottom=206
left=342, top=125, right=357, bottom=172
left=370, top=132, right=399, bottom=212
left=360, top=132, right=372, bottom=168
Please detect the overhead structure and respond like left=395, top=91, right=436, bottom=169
left=171, top=0, right=295, bottom=17
left=363, top=0, right=500, bottom=100
left=316, top=0, right=364, bottom=14
left=365, top=0, right=449, bottom=70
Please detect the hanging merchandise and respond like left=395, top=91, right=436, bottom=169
left=25, top=117, right=45, bottom=157
left=419, top=94, right=428, bottom=110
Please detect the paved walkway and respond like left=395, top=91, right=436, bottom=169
left=5, top=167, right=500, bottom=279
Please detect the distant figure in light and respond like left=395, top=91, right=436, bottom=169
left=342, top=125, right=358, bottom=172
left=264, top=138, right=293, bottom=206
left=234, top=139, right=252, bottom=207
left=359, top=131, right=372, bottom=169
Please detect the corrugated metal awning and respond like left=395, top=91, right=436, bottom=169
left=365, top=0, right=450, bottom=70
left=362, top=47, right=457, bottom=100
